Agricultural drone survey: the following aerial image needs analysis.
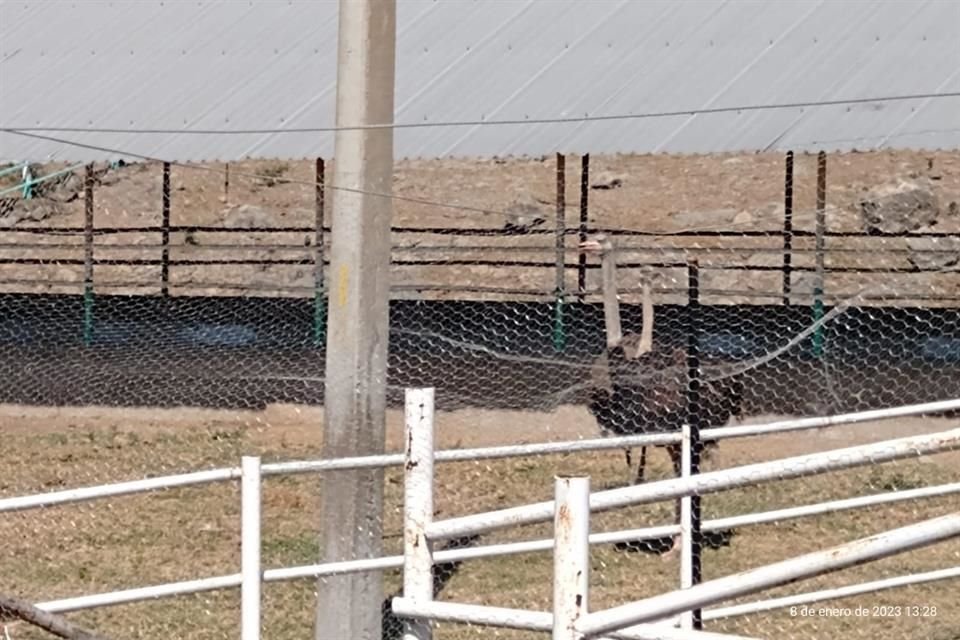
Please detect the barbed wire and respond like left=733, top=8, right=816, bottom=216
left=0, top=240, right=955, bottom=257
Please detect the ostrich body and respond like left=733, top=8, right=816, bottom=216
left=580, top=234, right=743, bottom=485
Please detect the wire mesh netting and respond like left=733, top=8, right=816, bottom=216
left=2, top=150, right=960, bottom=640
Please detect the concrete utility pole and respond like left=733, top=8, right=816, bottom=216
left=314, top=0, right=397, bottom=638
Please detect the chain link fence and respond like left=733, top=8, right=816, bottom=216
left=2, top=150, right=960, bottom=639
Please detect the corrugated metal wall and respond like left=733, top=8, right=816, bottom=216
left=1, top=0, right=959, bottom=162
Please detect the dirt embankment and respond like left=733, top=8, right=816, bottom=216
left=1, top=149, right=959, bottom=304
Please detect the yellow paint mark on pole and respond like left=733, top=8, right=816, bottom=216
left=338, top=265, right=349, bottom=307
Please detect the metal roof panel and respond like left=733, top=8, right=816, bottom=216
left=1, top=0, right=958, bottom=162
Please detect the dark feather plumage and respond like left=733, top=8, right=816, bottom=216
left=587, top=339, right=744, bottom=462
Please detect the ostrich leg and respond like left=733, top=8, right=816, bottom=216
left=634, top=446, right=647, bottom=484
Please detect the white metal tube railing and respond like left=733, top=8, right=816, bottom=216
left=31, top=478, right=960, bottom=615
left=704, top=566, right=960, bottom=621
left=426, top=427, right=960, bottom=540
left=267, top=432, right=680, bottom=478
left=388, top=599, right=756, bottom=640
left=678, top=424, right=694, bottom=630
left=705, top=396, right=960, bottom=441
left=36, top=575, right=243, bottom=613
left=240, top=456, right=261, bottom=640
left=6, top=396, right=960, bottom=514
left=553, top=475, right=590, bottom=640
left=577, top=513, right=960, bottom=637
left=16, top=390, right=960, bottom=627
left=0, top=467, right=242, bottom=513
left=0, top=434, right=676, bottom=514
left=403, top=387, right=436, bottom=640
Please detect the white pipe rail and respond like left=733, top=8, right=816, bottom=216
left=704, top=566, right=960, bottom=621
left=36, top=575, right=243, bottom=613
left=389, top=599, right=756, bottom=640
left=403, top=387, right=436, bottom=640
left=269, top=432, right=681, bottom=477
left=553, top=476, right=591, bottom=640
left=705, top=396, right=960, bottom=441
left=30, top=477, right=960, bottom=616
left=392, top=390, right=762, bottom=640
left=678, top=424, right=694, bottom=631
left=576, top=512, right=960, bottom=637
left=5, top=396, right=960, bottom=515
left=240, top=456, right=261, bottom=640
left=11, top=389, right=960, bottom=637
left=426, top=426, right=960, bottom=540
left=0, top=467, right=242, bottom=513
left=0, top=434, right=676, bottom=515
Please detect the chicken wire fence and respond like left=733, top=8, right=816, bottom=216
left=2, top=151, right=960, bottom=640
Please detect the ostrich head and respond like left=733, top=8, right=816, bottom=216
left=578, top=233, right=613, bottom=255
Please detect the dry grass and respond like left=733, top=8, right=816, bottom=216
left=2, top=406, right=960, bottom=640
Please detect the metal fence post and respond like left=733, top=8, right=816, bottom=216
left=553, top=475, right=589, bottom=640
left=313, top=157, right=327, bottom=347
left=813, top=151, right=827, bottom=358
left=679, top=423, right=694, bottom=630
left=577, top=154, right=590, bottom=300
left=403, top=387, right=436, bottom=640
left=83, top=164, right=95, bottom=346
left=161, top=162, right=171, bottom=297
left=686, top=258, right=704, bottom=629
left=21, top=163, right=33, bottom=199
left=554, top=153, right=567, bottom=352
left=782, top=150, right=794, bottom=306
left=241, top=456, right=262, bottom=640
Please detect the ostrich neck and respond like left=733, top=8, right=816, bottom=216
left=600, top=249, right=622, bottom=348
left=639, top=280, right=653, bottom=354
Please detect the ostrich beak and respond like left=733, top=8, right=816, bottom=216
left=578, top=239, right=603, bottom=253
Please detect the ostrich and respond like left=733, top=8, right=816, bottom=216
left=580, top=234, right=743, bottom=486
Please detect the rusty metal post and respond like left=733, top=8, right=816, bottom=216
left=161, top=162, right=171, bottom=297
left=313, top=157, right=326, bottom=347
left=782, top=151, right=794, bottom=305
left=83, top=164, right=95, bottom=346
left=553, top=153, right=567, bottom=352
left=553, top=475, right=590, bottom=640
left=577, top=154, right=590, bottom=299
left=813, top=151, right=827, bottom=357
